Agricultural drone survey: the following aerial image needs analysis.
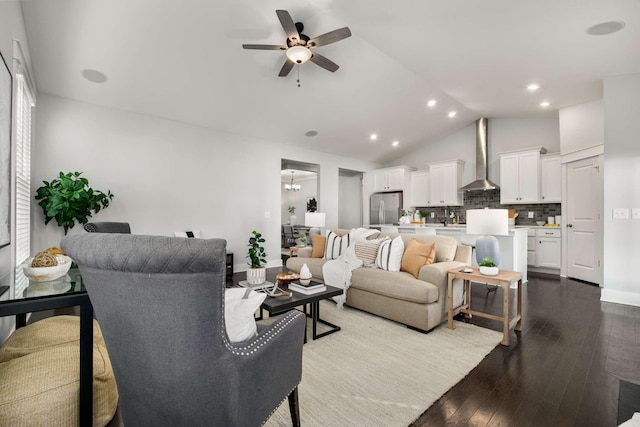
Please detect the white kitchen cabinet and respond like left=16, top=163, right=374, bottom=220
left=409, top=170, right=429, bottom=207
left=527, top=228, right=536, bottom=266
left=427, top=160, right=464, bottom=206
left=530, top=227, right=561, bottom=270
left=371, top=166, right=414, bottom=192
left=499, top=148, right=546, bottom=204
left=540, top=154, right=561, bottom=203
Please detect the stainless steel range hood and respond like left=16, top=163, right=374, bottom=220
left=459, top=117, right=499, bottom=191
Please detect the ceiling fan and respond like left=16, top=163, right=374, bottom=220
left=243, top=10, right=352, bottom=77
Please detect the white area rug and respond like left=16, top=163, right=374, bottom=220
left=265, top=301, right=502, bottom=426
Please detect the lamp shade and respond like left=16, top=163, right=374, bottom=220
left=466, top=209, right=509, bottom=236
left=305, top=212, right=326, bottom=228
left=286, top=46, right=312, bottom=64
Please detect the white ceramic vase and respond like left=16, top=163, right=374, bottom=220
left=299, top=263, right=312, bottom=285
left=246, top=267, right=266, bottom=285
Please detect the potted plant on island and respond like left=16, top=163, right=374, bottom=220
left=288, top=206, right=296, bottom=225
left=35, top=171, right=114, bottom=235
left=479, top=258, right=499, bottom=276
left=246, top=230, right=267, bottom=285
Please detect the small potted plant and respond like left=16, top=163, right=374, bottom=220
left=479, top=258, right=499, bottom=276
left=288, top=206, right=297, bottom=225
left=298, top=236, right=308, bottom=247
left=246, top=230, right=267, bottom=285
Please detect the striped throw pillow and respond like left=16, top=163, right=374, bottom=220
left=375, top=236, right=405, bottom=272
left=354, top=239, right=383, bottom=267
left=324, top=231, right=353, bottom=260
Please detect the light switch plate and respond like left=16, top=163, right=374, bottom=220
left=528, top=212, right=534, bottom=218
left=264, top=211, right=271, bottom=219
left=633, top=208, right=640, bottom=219
left=613, top=208, right=629, bottom=219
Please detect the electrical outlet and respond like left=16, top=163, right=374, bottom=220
left=264, top=211, right=271, bottom=219
left=633, top=208, right=640, bottom=219
left=613, top=208, right=629, bottom=219
left=528, top=212, right=534, bottom=219
left=430, top=212, right=435, bottom=218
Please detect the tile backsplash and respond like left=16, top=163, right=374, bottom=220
left=413, top=189, right=560, bottom=225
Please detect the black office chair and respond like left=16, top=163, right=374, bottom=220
left=282, top=225, right=303, bottom=248
left=84, top=222, right=131, bottom=234
left=61, top=234, right=306, bottom=426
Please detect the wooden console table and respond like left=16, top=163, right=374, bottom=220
left=447, top=267, right=523, bottom=346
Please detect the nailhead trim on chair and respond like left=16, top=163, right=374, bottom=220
left=222, top=310, right=305, bottom=355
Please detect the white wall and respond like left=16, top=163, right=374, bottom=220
left=601, top=73, right=640, bottom=307
left=32, top=94, right=376, bottom=272
left=559, top=100, right=604, bottom=155
left=388, top=118, right=560, bottom=185
left=338, top=174, right=363, bottom=229
left=0, top=1, right=33, bottom=342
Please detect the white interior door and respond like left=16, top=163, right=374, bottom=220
left=566, top=156, right=602, bottom=284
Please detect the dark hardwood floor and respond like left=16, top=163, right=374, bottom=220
left=412, top=274, right=640, bottom=427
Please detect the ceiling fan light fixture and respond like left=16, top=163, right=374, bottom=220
left=286, top=45, right=312, bottom=64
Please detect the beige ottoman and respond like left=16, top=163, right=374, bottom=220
left=0, top=316, right=118, bottom=426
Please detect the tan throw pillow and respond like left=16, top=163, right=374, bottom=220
left=311, top=234, right=326, bottom=258
left=354, top=238, right=384, bottom=267
left=401, top=239, right=436, bottom=278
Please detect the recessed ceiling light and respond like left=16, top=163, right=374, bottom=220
left=527, top=84, right=540, bottom=92
left=392, top=141, right=399, bottom=147
left=81, top=69, right=107, bottom=83
left=305, top=130, right=318, bottom=137
left=540, top=101, right=550, bottom=108
left=587, top=21, right=625, bottom=36
left=370, top=134, right=378, bottom=141
left=448, top=111, right=457, bottom=118
left=427, top=99, right=437, bottom=108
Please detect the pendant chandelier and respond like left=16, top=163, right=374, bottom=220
left=285, top=171, right=301, bottom=191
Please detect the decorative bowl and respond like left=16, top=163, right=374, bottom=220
left=536, top=221, right=546, bottom=226
left=299, top=278, right=311, bottom=286
left=479, top=266, right=499, bottom=276
left=23, top=255, right=73, bottom=282
left=276, top=272, right=300, bottom=286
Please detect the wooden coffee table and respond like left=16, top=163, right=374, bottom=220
left=259, top=283, right=343, bottom=342
left=447, top=267, right=523, bottom=346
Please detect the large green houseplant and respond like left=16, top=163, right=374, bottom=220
left=35, top=171, right=114, bottom=235
left=246, top=230, right=267, bottom=285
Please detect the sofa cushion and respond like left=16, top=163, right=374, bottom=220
left=324, top=231, right=350, bottom=259
left=375, top=236, right=404, bottom=272
left=311, top=234, right=326, bottom=258
left=376, top=233, right=457, bottom=262
left=350, top=268, right=439, bottom=304
left=0, top=316, right=105, bottom=363
left=401, top=239, right=436, bottom=278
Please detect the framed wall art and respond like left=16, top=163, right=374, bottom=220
left=0, top=50, right=12, bottom=248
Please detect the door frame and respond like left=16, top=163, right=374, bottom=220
left=560, top=145, right=604, bottom=285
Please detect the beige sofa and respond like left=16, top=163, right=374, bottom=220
left=286, top=230, right=472, bottom=332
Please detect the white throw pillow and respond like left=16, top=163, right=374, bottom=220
left=324, top=231, right=353, bottom=260
left=224, top=288, right=266, bottom=343
left=375, top=236, right=405, bottom=272
left=174, top=231, right=201, bottom=238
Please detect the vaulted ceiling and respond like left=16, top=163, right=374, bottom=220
left=21, top=0, right=640, bottom=164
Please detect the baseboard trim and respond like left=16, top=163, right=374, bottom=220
left=601, top=288, right=640, bottom=307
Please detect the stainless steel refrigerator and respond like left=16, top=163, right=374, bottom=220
left=370, top=191, right=403, bottom=224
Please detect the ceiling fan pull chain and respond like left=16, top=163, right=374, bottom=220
left=297, top=65, right=301, bottom=88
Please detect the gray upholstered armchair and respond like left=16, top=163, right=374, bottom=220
left=83, top=222, right=131, bottom=233
left=62, top=234, right=306, bottom=426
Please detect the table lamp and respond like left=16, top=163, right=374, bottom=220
left=305, top=212, right=326, bottom=235
left=466, top=209, right=509, bottom=266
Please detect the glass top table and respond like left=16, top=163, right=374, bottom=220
left=0, top=267, right=94, bottom=427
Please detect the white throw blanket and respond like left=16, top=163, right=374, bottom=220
left=322, top=228, right=378, bottom=308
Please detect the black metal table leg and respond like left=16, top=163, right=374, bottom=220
left=311, top=300, right=341, bottom=340
left=79, top=300, right=94, bottom=427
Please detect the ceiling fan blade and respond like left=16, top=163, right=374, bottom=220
left=308, top=27, right=352, bottom=48
left=276, top=10, right=300, bottom=42
left=242, top=44, right=286, bottom=50
left=309, top=53, right=339, bottom=73
left=279, top=60, right=295, bottom=77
